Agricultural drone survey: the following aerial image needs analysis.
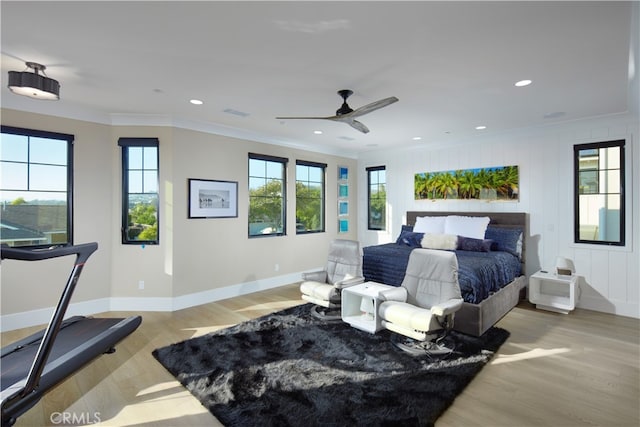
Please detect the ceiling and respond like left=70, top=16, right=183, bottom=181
left=1, top=1, right=634, bottom=157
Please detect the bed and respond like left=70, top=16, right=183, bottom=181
left=363, top=211, right=527, bottom=336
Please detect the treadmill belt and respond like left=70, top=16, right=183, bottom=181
left=1, top=317, right=129, bottom=392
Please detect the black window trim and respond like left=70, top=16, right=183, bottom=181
left=119, top=137, right=160, bottom=245
left=248, top=152, right=288, bottom=238
left=0, top=125, right=74, bottom=247
left=295, top=159, right=327, bottom=234
left=367, top=165, right=386, bottom=231
left=573, top=139, right=625, bottom=246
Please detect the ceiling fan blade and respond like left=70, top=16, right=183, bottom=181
left=347, top=119, right=370, bottom=134
left=348, top=96, right=399, bottom=118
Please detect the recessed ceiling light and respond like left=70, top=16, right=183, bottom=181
left=190, top=99, right=203, bottom=105
left=515, top=79, right=532, bottom=87
left=475, top=125, right=487, bottom=130
left=313, top=130, right=323, bottom=135
left=412, top=136, right=422, bottom=141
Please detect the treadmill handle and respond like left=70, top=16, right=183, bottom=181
left=1, top=243, right=98, bottom=265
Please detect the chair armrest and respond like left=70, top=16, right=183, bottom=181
left=334, top=276, right=365, bottom=289
left=378, top=287, right=408, bottom=302
left=431, top=298, right=464, bottom=316
left=302, top=270, right=327, bottom=283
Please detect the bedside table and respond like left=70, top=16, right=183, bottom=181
left=529, top=270, right=578, bottom=314
left=341, top=282, right=396, bottom=333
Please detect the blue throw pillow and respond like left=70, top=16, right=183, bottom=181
left=457, top=235, right=493, bottom=252
left=395, top=231, right=424, bottom=248
left=485, top=226, right=523, bottom=258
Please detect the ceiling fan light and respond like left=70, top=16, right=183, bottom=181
left=7, top=63, right=60, bottom=100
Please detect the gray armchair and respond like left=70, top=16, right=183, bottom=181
left=300, top=239, right=364, bottom=319
left=378, top=248, right=463, bottom=355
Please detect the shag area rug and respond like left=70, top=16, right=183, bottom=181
left=152, top=303, right=509, bottom=427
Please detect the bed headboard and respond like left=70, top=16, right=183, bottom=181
left=406, top=211, right=528, bottom=271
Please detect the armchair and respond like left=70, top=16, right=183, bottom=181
left=300, top=239, right=364, bottom=319
left=378, top=248, right=463, bottom=355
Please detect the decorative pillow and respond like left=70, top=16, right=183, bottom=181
left=444, top=215, right=490, bottom=239
left=457, top=235, right=493, bottom=252
left=395, top=231, right=424, bottom=248
left=485, top=226, right=523, bottom=258
left=421, top=233, right=458, bottom=250
left=413, top=216, right=446, bottom=234
left=400, top=224, right=414, bottom=233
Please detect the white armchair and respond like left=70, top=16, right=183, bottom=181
left=300, top=239, right=364, bottom=319
left=378, top=248, right=463, bottom=354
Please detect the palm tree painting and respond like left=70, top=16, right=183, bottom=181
left=414, top=165, right=519, bottom=201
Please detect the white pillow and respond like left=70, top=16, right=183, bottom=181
left=413, top=216, right=446, bottom=234
left=444, top=215, right=490, bottom=240
left=421, top=233, right=458, bottom=250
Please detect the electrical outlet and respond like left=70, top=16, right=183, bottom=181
left=138, top=280, right=145, bottom=290
left=274, top=264, right=279, bottom=272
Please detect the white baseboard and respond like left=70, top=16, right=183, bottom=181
left=0, top=272, right=304, bottom=332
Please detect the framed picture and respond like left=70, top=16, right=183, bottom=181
left=188, top=179, right=238, bottom=218
left=339, top=183, right=349, bottom=198
left=338, top=166, right=349, bottom=181
left=338, top=200, right=349, bottom=216
left=339, top=218, right=349, bottom=233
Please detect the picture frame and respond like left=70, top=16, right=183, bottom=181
left=338, top=166, right=349, bottom=181
left=338, top=183, right=349, bottom=198
left=338, top=200, right=349, bottom=216
left=188, top=178, right=238, bottom=218
left=339, top=218, right=349, bottom=233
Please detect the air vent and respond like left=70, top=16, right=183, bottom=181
left=223, top=108, right=250, bottom=117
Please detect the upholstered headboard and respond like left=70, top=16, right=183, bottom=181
left=406, top=211, right=528, bottom=271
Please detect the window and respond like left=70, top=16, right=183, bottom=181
left=574, top=139, right=625, bottom=245
left=119, top=138, right=159, bottom=244
left=249, top=153, right=287, bottom=237
left=0, top=126, right=73, bottom=247
left=296, top=160, right=326, bottom=233
left=367, top=166, right=386, bottom=230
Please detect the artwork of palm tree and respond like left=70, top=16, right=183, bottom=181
left=415, top=166, right=519, bottom=201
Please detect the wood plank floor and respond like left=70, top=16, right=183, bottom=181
left=2, top=284, right=638, bottom=426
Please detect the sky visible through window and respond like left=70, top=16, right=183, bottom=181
left=1, top=133, right=67, bottom=203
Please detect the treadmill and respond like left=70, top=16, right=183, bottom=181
left=1, top=243, right=142, bottom=427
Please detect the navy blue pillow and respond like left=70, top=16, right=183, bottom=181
left=485, top=226, right=522, bottom=258
left=395, top=231, right=424, bottom=248
left=401, top=224, right=414, bottom=233
left=457, top=235, right=493, bottom=252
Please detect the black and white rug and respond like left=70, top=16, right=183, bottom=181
left=152, top=303, right=509, bottom=427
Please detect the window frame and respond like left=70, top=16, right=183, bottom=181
left=0, top=125, right=74, bottom=248
left=367, top=165, right=386, bottom=231
left=295, top=160, right=326, bottom=234
left=119, top=137, right=159, bottom=245
left=248, top=153, right=288, bottom=238
left=573, top=139, right=625, bottom=246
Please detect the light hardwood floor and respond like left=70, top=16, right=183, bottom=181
left=2, top=284, right=638, bottom=427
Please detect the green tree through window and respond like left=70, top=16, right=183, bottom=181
left=296, top=160, right=326, bottom=233
left=249, top=153, right=287, bottom=237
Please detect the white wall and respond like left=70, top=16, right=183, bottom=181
left=358, top=113, right=638, bottom=318
left=0, top=110, right=358, bottom=330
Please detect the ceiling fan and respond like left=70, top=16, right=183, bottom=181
left=276, top=89, right=399, bottom=134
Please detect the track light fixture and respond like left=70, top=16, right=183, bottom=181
left=8, top=62, right=60, bottom=100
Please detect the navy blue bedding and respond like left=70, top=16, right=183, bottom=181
left=362, top=244, right=522, bottom=304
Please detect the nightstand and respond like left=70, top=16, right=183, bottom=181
left=529, top=270, right=578, bottom=314
left=341, top=282, right=395, bottom=333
